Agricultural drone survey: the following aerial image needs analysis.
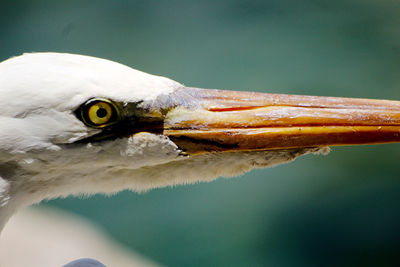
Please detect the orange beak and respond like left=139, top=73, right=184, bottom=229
left=163, top=88, right=400, bottom=154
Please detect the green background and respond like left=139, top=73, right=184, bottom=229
left=2, top=1, right=400, bottom=266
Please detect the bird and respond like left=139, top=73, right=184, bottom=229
left=62, top=258, right=106, bottom=267
left=1, top=52, right=400, bottom=239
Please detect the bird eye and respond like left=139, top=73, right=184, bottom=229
left=79, top=98, right=120, bottom=128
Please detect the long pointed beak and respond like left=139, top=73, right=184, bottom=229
left=162, top=88, right=400, bottom=154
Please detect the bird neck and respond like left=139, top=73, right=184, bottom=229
left=0, top=176, right=41, bottom=232
left=0, top=178, right=23, bottom=232
left=0, top=199, right=17, bottom=233
left=0, top=147, right=328, bottom=233
left=0, top=157, right=53, bottom=233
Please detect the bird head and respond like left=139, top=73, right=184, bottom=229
left=1, top=52, right=400, bottom=228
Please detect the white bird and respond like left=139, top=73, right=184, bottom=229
left=1, top=52, right=400, bottom=238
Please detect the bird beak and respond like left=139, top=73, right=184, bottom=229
left=162, top=87, right=400, bottom=154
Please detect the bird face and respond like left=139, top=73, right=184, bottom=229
left=1, top=53, right=400, bottom=202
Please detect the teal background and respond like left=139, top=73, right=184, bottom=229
left=2, top=1, right=400, bottom=266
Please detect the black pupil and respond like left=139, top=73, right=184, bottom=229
left=96, top=107, right=108, bottom=118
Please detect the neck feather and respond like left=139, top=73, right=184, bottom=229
left=0, top=147, right=328, bottom=233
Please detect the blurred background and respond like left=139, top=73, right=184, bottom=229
left=2, top=0, right=400, bottom=266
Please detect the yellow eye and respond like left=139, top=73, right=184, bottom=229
left=88, top=102, right=113, bottom=125
left=79, top=98, right=120, bottom=127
